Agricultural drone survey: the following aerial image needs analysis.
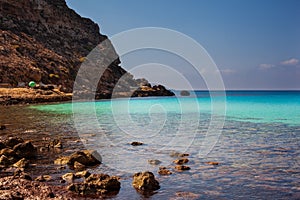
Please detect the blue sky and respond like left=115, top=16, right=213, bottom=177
left=66, top=0, right=300, bottom=90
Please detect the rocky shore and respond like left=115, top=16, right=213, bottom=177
left=0, top=133, right=196, bottom=199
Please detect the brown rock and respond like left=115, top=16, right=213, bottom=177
left=3, top=137, right=24, bottom=148
left=67, top=150, right=102, bottom=167
left=131, top=141, right=143, bottom=146
left=75, top=170, right=91, bottom=178
left=54, top=156, right=69, bottom=165
left=132, top=171, right=160, bottom=191
left=68, top=173, right=121, bottom=195
left=158, top=168, right=172, bottom=175
left=0, top=148, right=16, bottom=157
left=175, top=165, right=191, bottom=171
left=35, top=175, right=52, bottom=182
left=62, top=173, right=75, bottom=183
left=13, top=158, right=29, bottom=168
left=173, top=158, right=189, bottom=165
left=13, top=141, right=37, bottom=158
left=74, top=161, right=85, bottom=171
left=206, top=161, right=219, bottom=165
left=148, top=159, right=161, bottom=165
left=0, top=155, right=10, bottom=167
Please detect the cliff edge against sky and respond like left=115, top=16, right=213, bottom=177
left=0, top=0, right=174, bottom=99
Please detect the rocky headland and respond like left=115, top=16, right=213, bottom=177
left=0, top=0, right=174, bottom=105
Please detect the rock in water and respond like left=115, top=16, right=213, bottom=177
left=132, top=171, right=160, bottom=191
left=67, top=150, right=102, bottom=167
left=68, top=173, right=120, bottom=195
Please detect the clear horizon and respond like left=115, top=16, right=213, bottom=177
left=66, top=0, right=300, bottom=90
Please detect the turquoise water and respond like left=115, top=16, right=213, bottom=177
left=32, top=91, right=300, bottom=126
left=25, top=91, right=300, bottom=199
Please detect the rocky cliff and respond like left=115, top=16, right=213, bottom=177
left=0, top=0, right=174, bottom=98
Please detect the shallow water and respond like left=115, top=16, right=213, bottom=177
left=1, top=91, right=300, bottom=199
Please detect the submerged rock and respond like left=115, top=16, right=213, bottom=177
left=175, top=165, right=191, bottom=171
left=148, top=159, right=161, bottom=165
left=158, top=167, right=172, bottom=175
left=132, top=171, right=160, bottom=191
left=131, top=141, right=143, bottom=146
left=173, top=158, right=189, bottom=165
left=206, top=161, right=219, bottom=165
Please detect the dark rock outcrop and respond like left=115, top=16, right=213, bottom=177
left=0, top=0, right=174, bottom=99
left=132, top=171, right=160, bottom=191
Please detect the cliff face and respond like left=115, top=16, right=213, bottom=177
left=0, top=0, right=174, bottom=98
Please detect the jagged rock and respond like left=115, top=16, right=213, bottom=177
left=13, top=141, right=37, bottom=158
left=0, top=0, right=174, bottom=102
left=173, top=158, right=189, bottom=165
left=132, top=171, right=160, bottom=191
left=3, top=137, right=24, bottom=148
left=68, top=173, right=121, bottom=195
left=13, top=158, right=29, bottom=168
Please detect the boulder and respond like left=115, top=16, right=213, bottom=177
left=68, top=173, right=121, bottom=195
left=132, top=171, right=160, bottom=191
left=67, top=150, right=102, bottom=167
left=13, top=141, right=37, bottom=158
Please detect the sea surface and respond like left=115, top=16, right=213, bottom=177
left=1, top=91, right=299, bottom=199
